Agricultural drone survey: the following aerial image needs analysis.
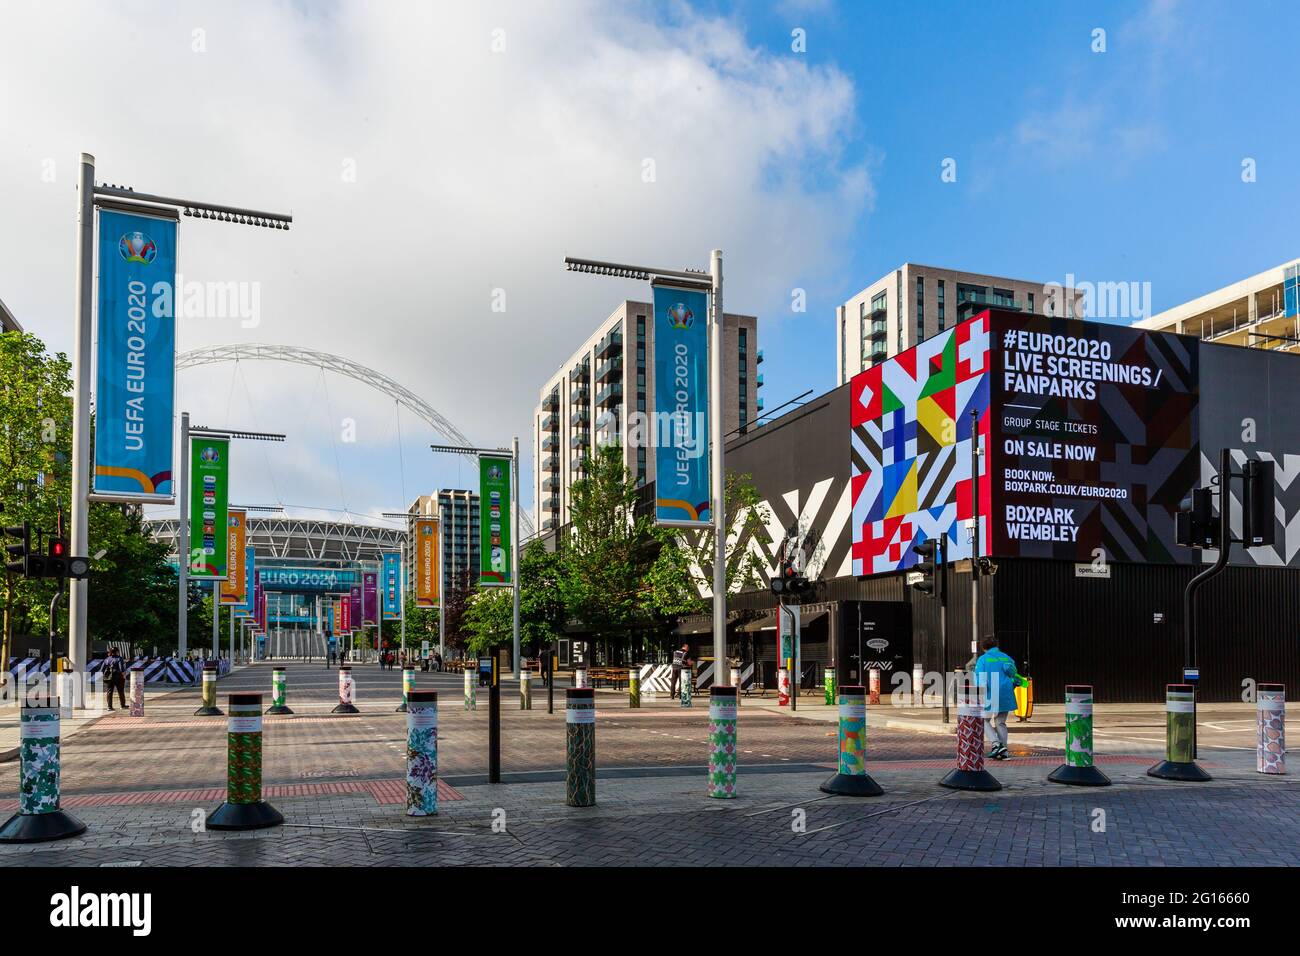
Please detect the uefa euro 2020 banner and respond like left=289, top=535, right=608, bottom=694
left=479, top=455, right=512, bottom=587
left=188, top=436, right=229, bottom=578
left=93, top=208, right=177, bottom=502
left=220, top=510, right=247, bottom=605
left=652, top=283, right=710, bottom=527
left=415, top=518, right=439, bottom=606
left=234, top=545, right=255, bottom=618
left=362, top=571, right=378, bottom=625
left=382, top=551, right=401, bottom=619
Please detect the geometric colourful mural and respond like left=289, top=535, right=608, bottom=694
left=851, top=313, right=991, bottom=575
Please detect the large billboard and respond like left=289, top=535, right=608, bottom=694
left=479, top=455, right=512, bottom=586
left=188, top=436, right=230, bottom=578
left=652, top=283, right=711, bottom=526
left=92, top=208, right=177, bottom=502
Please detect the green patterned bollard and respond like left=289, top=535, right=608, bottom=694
left=1148, top=683, right=1211, bottom=782
left=823, top=667, right=836, bottom=706
left=1048, top=685, right=1110, bottom=786
left=266, top=667, right=293, bottom=715
left=194, top=660, right=223, bottom=716
left=520, top=668, right=532, bottom=710
left=707, top=687, right=738, bottom=798
left=820, top=686, right=883, bottom=796
left=680, top=665, right=693, bottom=708
left=628, top=668, right=640, bottom=709
left=396, top=667, right=416, bottom=713
left=0, top=697, right=87, bottom=843
left=565, top=688, right=596, bottom=807
left=405, top=690, right=438, bottom=816
left=209, top=693, right=284, bottom=830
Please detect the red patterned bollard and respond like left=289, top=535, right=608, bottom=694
left=939, top=677, right=1001, bottom=792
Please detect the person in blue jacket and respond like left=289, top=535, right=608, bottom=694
left=973, top=637, right=1024, bottom=760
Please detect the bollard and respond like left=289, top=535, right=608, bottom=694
left=939, top=676, right=1001, bottom=791
left=396, top=667, right=416, bottom=714
left=463, top=667, right=476, bottom=711
left=129, top=665, right=145, bottom=718
left=777, top=666, right=790, bottom=706
left=680, top=665, right=693, bottom=708
left=1256, top=683, right=1285, bottom=775
left=194, top=660, right=223, bottom=716
left=565, top=687, right=596, bottom=807
left=628, top=668, right=640, bottom=709
left=267, top=667, right=293, bottom=715
left=1147, top=684, right=1211, bottom=781
left=1048, top=685, right=1111, bottom=786
left=520, top=669, right=532, bottom=710
left=208, top=693, right=284, bottom=830
left=0, top=696, right=87, bottom=843
left=405, top=690, right=439, bottom=815
left=869, top=668, right=881, bottom=706
left=823, top=667, right=836, bottom=706
left=912, top=664, right=924, bottom=707
left=707, top=686, right=739, bottom=798
left=332, top=664, right=359, bottom=714
left=574, top=666, right=587, bottom=689
left=820, top=685, right=884, bottom=796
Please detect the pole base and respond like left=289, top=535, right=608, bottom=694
left=1147, top=759, right=1212, bottom=782
left=0, top=809, right=88, bottom=844
left=939, top=767, right=1002, bottom=792
left=194, top=706, right=224, bottom=716
left=331, top=703, right=359, bottom=714
left=819, top=772, right=885, bottom=797
left=1047, top=763, right=1112, bottom=787
left=395, top=702, right=407, bottom=713
left=207, top=800, right=284, bottom=831
left=265, top=705, right=294, bottom=715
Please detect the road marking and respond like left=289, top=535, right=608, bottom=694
left=745, top=794, right=834, bottom=817
left=803, top=793, right=954, bottom=835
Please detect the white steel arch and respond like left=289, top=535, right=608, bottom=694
left=176, top=343, right=534, bottom=536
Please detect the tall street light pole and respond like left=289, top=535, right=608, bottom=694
left=564, top=252, right=729, bottom=672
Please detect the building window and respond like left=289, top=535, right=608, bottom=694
left=1027, top=291, right=1035, bottom=314
left=738, top=328, right=749, bottom=429
left=896, top=272, right=904, bottom=351
left=915, top=276, right=925, bottom=341
left=937, top=279, right=946, bottom=331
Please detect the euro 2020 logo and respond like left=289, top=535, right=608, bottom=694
left=666, top=303, right=693, bottom=330
left=118, top=231, right=157, bottom=265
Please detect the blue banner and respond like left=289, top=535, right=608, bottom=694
left=652, top=284, right=711, bottom=526
left=382, top=552, right=401, bottom=619
left=93, top=208, right=177, bottom=501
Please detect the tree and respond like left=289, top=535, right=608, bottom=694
left=459, top=539, right=568, bottom=656
left=86, top=504, right=184, bottom=652
left=440, top=568, right=475, bottom=651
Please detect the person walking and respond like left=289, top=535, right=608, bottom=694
left=973, top=636, right=1025, bottom=760
left=669, top=643, right=689, bottom=699
left=102, top=647, right=127, bottom=711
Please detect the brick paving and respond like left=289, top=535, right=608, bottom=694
left=0, top=662, right=1293, bottom=867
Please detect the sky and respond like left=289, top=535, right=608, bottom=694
left=1, top=0, right=1296, bottom=530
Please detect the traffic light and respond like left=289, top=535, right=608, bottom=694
left=1243, top=458, right=1275, bottom=548
left=46, top=537, right=68, bottom=578
left=770, top=556, right=811, bottom=597
left=1175, top=487, right=1219, bottom=549
left=910, top=539, right=937, bottom=594
left=4, top=521, right=46, bottom=578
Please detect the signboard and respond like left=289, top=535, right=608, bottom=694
left=254, top=567, right=362, bottom=593
left=382, top=551, right=401, bottom=619
left=652, top=283, right=711, bottom=527
left=479, top=455, right=512, bottom=586
left=220, top=510, right=247, bottom=604
left=778, top=604, right=800, bottom=669
left=990, top=313, right=1198, bottom=564
left=349, top=585, right=361, bottom=633
left=415, top=518, right=439, bottom=606
left=362, top=571, right=378, bottom=625
left=234, top=546, right=255, bottom=617
left=340, top=593, right=352, bottom=635
left=1074, top=563, right=1111, bottom=579
left=188, top=435, right=230, bottom=578
left=92, top=208, right=177, bottom=502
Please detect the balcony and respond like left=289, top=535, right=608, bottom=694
left=870, top=306, right=887, bottom=321
left=542, top=517, right=558, bottom=531
left=595, top=382, right=622, bottom=408
left=569, top=363, right=589, bottom=383
left=570, top=456, right=587, bottom=472
left=542, top=392, right=559, bottom=411
left=542, top=475, right=559, bottom=491
left=596, top=329, right=623, bottom=360
left=958, top=292, right=1022, bottom=316
left=870, top=347, right=888, bottom=364
left=541, top=454, right=559, bottom=471
left=756, top=396, right=765, bottom=411
left=871, top=319, right=887, bottom=338
left=542, top=495, right=559, bottom=512
left=540, top=413, right=558, bottom=432
left=570, top=386, right=589, bottom=406
left=570, top=406, right=589, bottom=426
left=755, top=373, right=763, bottom=388
left=756, top=348, right=764, bottom=365
left=595, top=355, right=622, bottom=383
left=569, top=430, right=589, bottom=449
left=541, top=434, right=559, bottom=450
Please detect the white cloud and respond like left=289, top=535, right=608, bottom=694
left=0, top=0, right=868, bottom=518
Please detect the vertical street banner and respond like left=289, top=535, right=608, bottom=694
left=479, top=455, right=512, bottom=586
left=362, top=571, right=378, bottom=626
left=340, top=593, right=352, bottom=635
left=349, top=585, right=362, bottom=633
left=382, top=551, right=401, bottom=619
left=188, top=435, right=230, bottom=578
left=253, top=573, right=263, bottom=629
left=93, top=208, right=178, bottom=502
left=220, top=510, right=246, bottom=605
left=234, top=545, right=255, bottom=617
left=651, top=283, right=711, bottom=527
left=415, top=518, right=439, bottom=606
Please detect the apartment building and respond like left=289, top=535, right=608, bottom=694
left=533, top=300, right=760, bottom=532
left=835, top=264, right=1084, bottom=386
left=406, top=489, right=480, bottom=596
left=1134, top=258, right=1300, bottom=349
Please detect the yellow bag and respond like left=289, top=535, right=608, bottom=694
left=1014, top=676, right=1034, bottom=720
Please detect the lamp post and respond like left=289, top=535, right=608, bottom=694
left=563, top=252, right=729, bottom=672
left=68, top=153, right=291, bottom=684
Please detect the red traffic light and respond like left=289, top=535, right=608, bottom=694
left=50, top=539, right=67, bottom=557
